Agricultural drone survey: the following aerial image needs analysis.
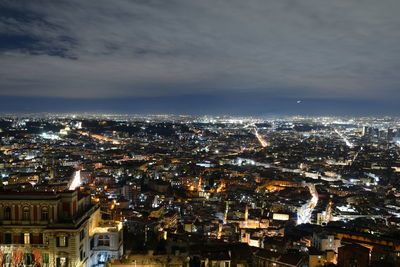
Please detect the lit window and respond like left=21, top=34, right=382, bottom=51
left=98, top=253, right=108, bottom=263
left=57, top=236, right=68, bottom=247
left=24, top=233, right=30, bottom=244
left=57, top=257, right=68, bottom=267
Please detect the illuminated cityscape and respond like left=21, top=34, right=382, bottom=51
left=1, top=0, right=400, bottom=266
left=0, top=115, right=400, bottom=267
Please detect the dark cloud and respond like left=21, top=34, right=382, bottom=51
left=0, top=0, right=400, bottom=107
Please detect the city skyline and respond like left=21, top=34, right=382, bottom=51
left=1, top=115, right=400, bottom=266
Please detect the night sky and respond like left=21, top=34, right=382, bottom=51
left=1, top=0, right=400, bottom=116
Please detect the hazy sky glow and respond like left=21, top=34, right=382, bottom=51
left=1, top=0, right=400, bottom=115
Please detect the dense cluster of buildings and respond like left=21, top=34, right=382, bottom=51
left=1, top=114, right=400, bottom=266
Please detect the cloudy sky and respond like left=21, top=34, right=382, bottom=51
left=1, top=0, right=399, bottom=115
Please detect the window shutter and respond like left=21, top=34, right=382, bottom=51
left=56, top=237, right=60, bottom=247
left=43, top=253, right=49, bottom=264
left=30, top=233, right=33, bottom=244
left=65, top=236, right=68, bottom=247
left=39, top=233, right=43, bottom=244
left=21, top=233, right=24, bottom=244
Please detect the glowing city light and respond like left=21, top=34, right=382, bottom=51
left=255, top=129, right=268, bottom=147
left=69, top=170, right=81, bottom=190
left=297, top=183, right=319, bottom=225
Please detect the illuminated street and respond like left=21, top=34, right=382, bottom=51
left=297, top=183, right=319, bottom=225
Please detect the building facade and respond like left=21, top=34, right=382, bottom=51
left=0, top=190, right=123, bottom=267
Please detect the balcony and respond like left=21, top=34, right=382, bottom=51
left=1, top=220, right=50, bottom=226
left=0, top=243, right=48, bottom=249
left=93, top=221, right=122, bottom=234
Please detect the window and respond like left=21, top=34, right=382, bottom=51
left=23, top=206, right=30, bottom=220
left=57, top=236, right=68, bottom=247
left=24, top=253, right=34, bottom=265
left=97, top=235, right=110, bottom=246
left=80, top=229, right=85, bottom=241
left=60, top=236, right=67, bottom=247
left=42, top=253, right=49, bottom=265
left=98, top=253, right=108, bottom=263
left=5, top=233, right=12, bottom=244
left=4, top=207, right=11, bottom=220
left=3, top=253, right=12, bottom=265
left=80, top=249, right=85, bottom=261
left=24, top=233, right=31, bottom=244
left=56, top=257, right=68, bottom=267
left=41, top=207, right=49, bottom=220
